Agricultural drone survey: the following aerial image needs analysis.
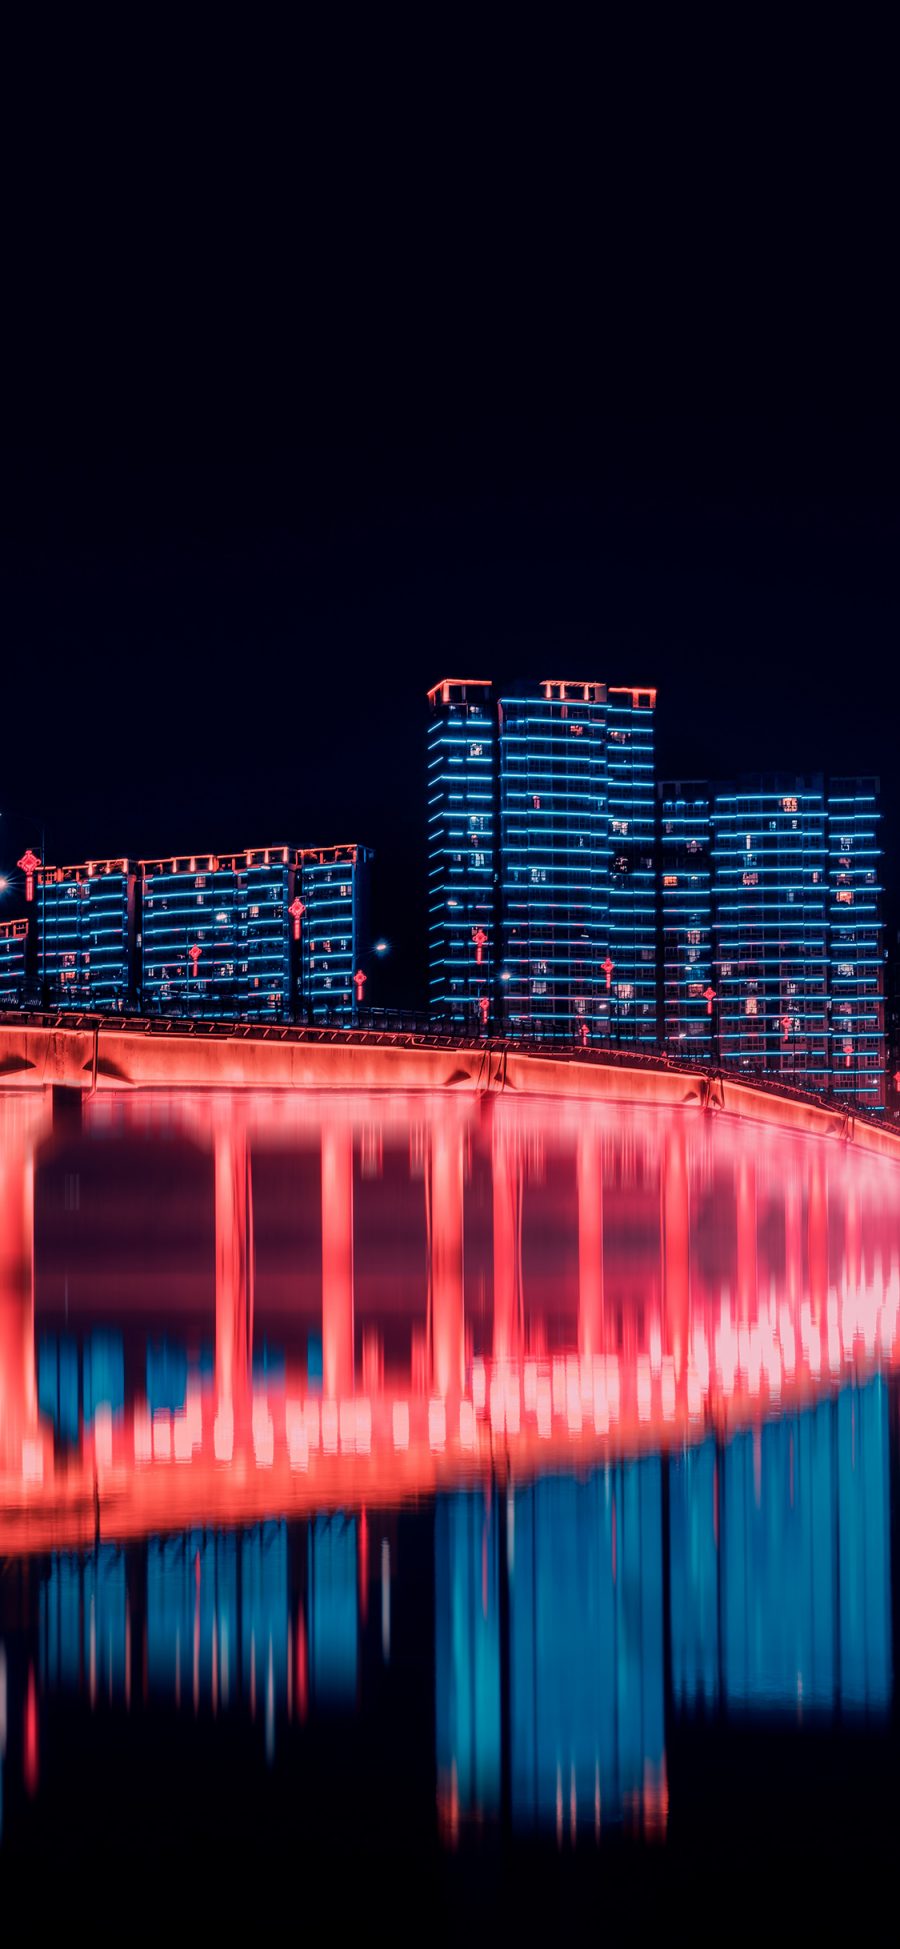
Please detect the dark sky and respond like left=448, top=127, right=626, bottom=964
left=2, top=25, right=898, bottom=1004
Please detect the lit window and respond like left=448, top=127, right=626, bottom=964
left=469, top=743, right=483, bottom=757
left=745, top=997, right=758, bottom=1015
left=782, top=797, right=798, bottom=813
left=742, top=872, right=758, bottom=886
left=663, top=874, right=677, bottom=887
left=837, top=890, right=853, bottom=904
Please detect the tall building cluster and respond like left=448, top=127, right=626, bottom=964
left=0, top=673, right=888, bottom=1110
left=428, top=677, right=886, bottom=1108
left=0, top=843, right=371, bottom=1026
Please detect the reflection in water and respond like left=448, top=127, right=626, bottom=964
left=1, top=1081, right=900, bottom=1881
left=671, top=1380, right=891, bottom=1715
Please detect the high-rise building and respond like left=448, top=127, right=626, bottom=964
left=499, top=682, right=607, bottom=1038
left=300, top=843, right=373, bottom=1022
left=712, top=778, right=830, bottom=1090
left=34, top=860, right=136, bottom=1011
left=659, top=785, right=713, bottom=1056
left=659, top=774, right=886, bottom=1107
left=427, top=680, right=497, bottom=1028
left=140, top=843, right=372, bottom=1024
left=605, top=686, right=658, bottom=1049
left=140, top=850, right=252, bottom=1018
left=828, top=779, right=884, bottom=1108
left=0, top=918, right=27, bottom=1003
left=428, top=676, right=657, bottom=1043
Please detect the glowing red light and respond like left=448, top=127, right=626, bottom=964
left=288, top=896, right=305, bottom=941
left=188, top=944, right=202, bottom=976
left=353, top=968, right=367, bottom=1001
left=472, top=927, right=488, bottom=964
left=478, top=994, right=490, bottom=1025
left=703, top=986, right=717, bottom=1015
left=17, top=849, right=40, bottom=903
left=601, top=956, right=614, bottom=991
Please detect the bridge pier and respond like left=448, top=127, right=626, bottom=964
left=736, top=1155, right=757, bottom=1320
left=0, top=1101, right=42, bottom=1469
left=492, top=1115, right=522, bottom=1364
left=321, top=1124, right=355, bottom=1399
left=577, top=1124, right=604, bottom=1363
left=214, top=1117, right=253, bottom=1414
left=661, top=1123, right=690, bottom=1367
left=808, top=1148, right=829, bottom=1320
left=428, top=1120, right=465, bottom=1400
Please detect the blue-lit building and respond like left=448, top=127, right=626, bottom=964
left=141, top=849, right=265, bottom=1017
left=499, top=682, right=608, bottom=1039
left=300, top=842, right=372, bottom=1024
left=828, top=779, right=884, bottom=1108
left=712, top=778, right=830, bottom=1090
left=428, top=676, right=658, bottom=1044
left=427, top=679, right=497, bottom=1028
left=0, top=918, right=27, bottom=1003
left=659, top=784, right=713, bottom=1056
left=659, top=774, right=885, bottom=1106
left=605, top=686, right=658, bottom=1047
left=139, top=842, right=372, bottom=1024
left=35, top=860, right=136, bottom=1011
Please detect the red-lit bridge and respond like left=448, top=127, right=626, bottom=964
left=2, top=1014, right=900, bottom=1554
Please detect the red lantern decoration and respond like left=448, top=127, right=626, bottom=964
left=703, top=986, right=717, bottom=1015
left=354, top=968, right=367, bottom=1003
left=188, top=944, right=202, bottom=977
left=288, top=896, right=305, bottom=941
left=18, top=849, right=40, bottom=903
left=578, top=1019, right=588, bottom=1048
left=478, top=994, right=490, bottom=1026
left=601, top=955, right=615, bottom=992
left=471, top=927, right=488, bottom=965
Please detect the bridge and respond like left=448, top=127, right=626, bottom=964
left=1, top=1008, right=897, bottom=1151
left=2, top=1020, right=900, bottom=1553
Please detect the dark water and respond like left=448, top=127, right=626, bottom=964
left=1, top=1085, right=899, bottom=1932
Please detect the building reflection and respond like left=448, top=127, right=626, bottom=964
left=670, top=1378, right=891, bottom=1715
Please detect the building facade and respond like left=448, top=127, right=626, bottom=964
left=34, top=861, right=136, bottom=1011
left=712, top=778, right=830, bottom=1091
left=300, top=843, right=373, bottom=1022
left=0, top=918, right=27, bottom=1004
left=659, top=775, right=886, bottom=1108
left=427, top=680, right=497, bottom=1027
left=27, top=843, right=372, bottom=1026
left=827, top=780, right=884, bottom=1108
left=659, top=785, right=713, bottom=1057
left=139, top=848, right=301, bottom=1020
left=429, top=676, right=658, bottom=1045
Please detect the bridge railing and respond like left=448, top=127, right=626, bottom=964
left=0, top=1002, right=893, bottom=1132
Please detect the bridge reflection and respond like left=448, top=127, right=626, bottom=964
left=1, top=1084, right=899, bottom=1849
left=1, top=1087, right=899, bottom=1534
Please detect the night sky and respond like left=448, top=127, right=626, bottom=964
left=2, top=27, right=898, bottom=1005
